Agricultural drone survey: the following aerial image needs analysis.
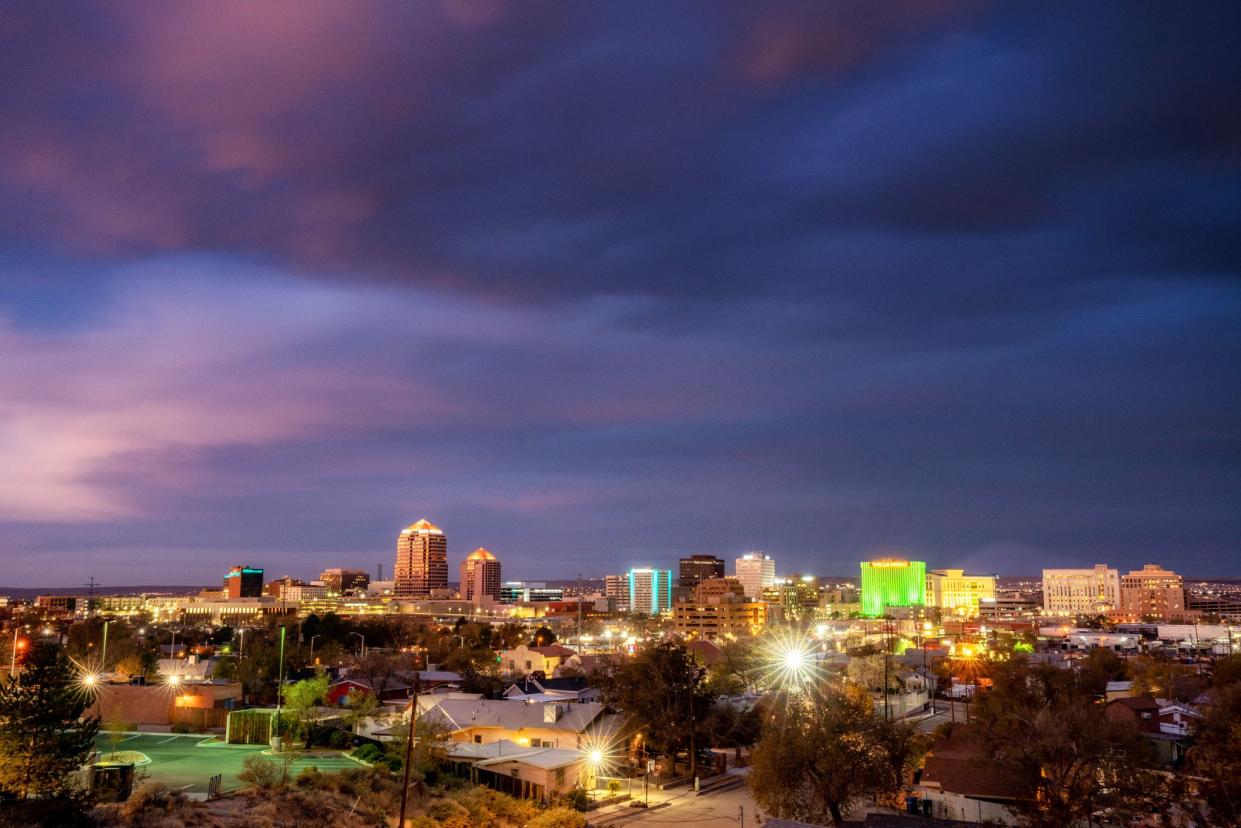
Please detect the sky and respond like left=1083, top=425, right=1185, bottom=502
left=1, top=1, right=1239, bottom=586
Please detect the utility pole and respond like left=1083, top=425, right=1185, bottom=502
left=100, top=620, right=111, bottom=674
left=576, top=572, right=583, bottom=648
left=398, top=659, right=423, bottom=827
left=85, top=577, right=98, bottom=621
left=273, top=626, right=287, bottom=748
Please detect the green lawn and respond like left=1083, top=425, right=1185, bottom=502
left=94, top=733, right=360, bottom=794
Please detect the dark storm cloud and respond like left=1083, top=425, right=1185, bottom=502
left=0, top=1, right=1238, bottom=584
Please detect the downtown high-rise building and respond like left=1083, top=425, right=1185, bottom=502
left=1042, top=565, right=1120, bottom=616
left=734, top=552, right=775, bottom=600
left=604, top=574, right=629, bottom=611
left=1119, top=564, right=1185, bottom=621
left=460, top=547, right=502, bottom=605
left=627, top=567, right=673, bottom=615
left=860, top=559, right=926, bottom=617
left=394, top=518, right=448, bottom=598
left=223, top=565, right=264, bottom=599
left=678, top=554, right=725, bottom=587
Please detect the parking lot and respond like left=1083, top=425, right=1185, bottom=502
left=95, top=733, right=359, bottom=794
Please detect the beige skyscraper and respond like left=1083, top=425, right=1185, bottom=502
left=1119, top=564, right=1184, bottom=620
left=394, top=518, right=448, bottom=598
left=460, top=547, right=502, bottom=605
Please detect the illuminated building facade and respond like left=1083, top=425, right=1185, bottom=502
left=678, top=555, right=725, bottom=587
left=224, top=565, right=264, bottom=599
left=459, top=547, right=502, bottom=605
left=672, top=595, right=765, bottom=639
left=1119, top=564, right=1185, bottom=620
left=925, top=569, right=996, bottom=618
left=860, top=559, right=926, bottom=616
left=1041, top=565, right=1120, bottom=616
left=628, top=568, right=673, bottom=615
left=319, top=568, right=370, bottom=595
left=734, top=553, right=775, bottom=600
left=394, top=518, right=448, bottom=599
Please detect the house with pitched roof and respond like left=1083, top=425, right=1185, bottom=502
left=422, top=697, right=617, bottom=750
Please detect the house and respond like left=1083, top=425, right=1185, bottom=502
left=441, top=739, right=589, bottom=802
left=327, top=668, right=462, bottom=706
left=1105, top=697, right=1161, bottom=734
left=916, top=727, right=1031, bottom=824
left=556, top=652, right=611, bottom=676
left=500, top=644, right=577, bottom=676
left=422, top=697, right=615, bottom=750
left=502, top=676, right=600, bottom=704
left=1105, top=680, right=1134, bottom=702
left=1158, top=701, right=1201, bottom=737
left=1106, top=696, right=1195, bottom=767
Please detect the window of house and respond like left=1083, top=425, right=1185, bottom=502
left=474, top=735, right=482, bottom=743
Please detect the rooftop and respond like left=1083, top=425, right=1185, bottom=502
left=400, top=518, right=443, bottom=535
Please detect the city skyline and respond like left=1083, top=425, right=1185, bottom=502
left=2, top=3, right=1239, bottom=586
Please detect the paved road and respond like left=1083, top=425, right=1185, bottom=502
left=95, top=733, right=358, bottom=794
left=592, top=776, right=763, bottom=827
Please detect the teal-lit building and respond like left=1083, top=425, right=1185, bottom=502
left=860, top=559, right=925, bottom=616
left=627, top=567, right=673, bottom=615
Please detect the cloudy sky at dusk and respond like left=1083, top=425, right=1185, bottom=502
left=2, top=2, right=1239, bottom=586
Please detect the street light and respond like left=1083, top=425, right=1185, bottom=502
left=349, top=632, right=366, bottom=658
left=309, top=634, right=321, bottom=662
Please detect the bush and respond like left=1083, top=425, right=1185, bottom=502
left=527, top=807, right=588, bottom=828
left=353, top=743, right=385, bottom=764
left=237, top=753, right=282, bottom=789
left=561, top=787, right=590, bottom=811
left=327, top=728, right=350, bottom=748
left=169, top=721, right=193, bottom=734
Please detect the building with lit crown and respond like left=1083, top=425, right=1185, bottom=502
left=627, top=568, right=673, bottom=615
left=1119, top=564, right=1185, bottom=621
left=1041, top=565, right=1120, bottom=616
left=860, top=559, right=926, bottom=617
left=224, top=565, right=264, bottom=599
left=734, top=553, right=775, bottom=600
left=394, top=518, right=448, bottom=599
left=925, top=569, right=996, bottom=618
left=460, top=547, right=502, bottom=605
left=678, top=555, right=725, bottom=587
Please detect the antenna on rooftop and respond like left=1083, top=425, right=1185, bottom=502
left=85, top=576, right=98, bottom=621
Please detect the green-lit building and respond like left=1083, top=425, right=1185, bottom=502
left=860, top=559, right=926, bottom=616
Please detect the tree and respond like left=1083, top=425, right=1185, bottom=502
left=748, top=682, right=919, bottom=823
left=1189, top=657, right=1241, bottom=827
left=282, top=674, right=330, bottom=742
left=530, top=626, right=556, bottom=647
left=593, top=640, right=713, bottom=777
left=0, top=642, right=101, bottom=799
left=969, top=655, right=1175, bottom=827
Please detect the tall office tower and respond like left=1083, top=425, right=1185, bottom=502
left=224, top=565, right=264, bottom=599
left=394, top=518, right=448, bottom=598
left=604, top=574, right=629, bottom=611
left=460, top=547, right=502, bottom=605
left=319, top=568, right=370, bottom=595
left=1041, top=565, right=1120, bottom=616
left=1119, top=564, right=1185, bottom=620
left=925, top=569, right=997, bottom=618
left=679, top=554, right=725, bottom=587
left=859, top=559, right=926, bottom=617
left=734, top=553, right=776, bottom=600
left=627, top=568, right=673, bottom=615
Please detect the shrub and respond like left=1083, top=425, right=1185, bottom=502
left=327, top=728, right=350, bottom=748
left=353, top=743, right=385, bottom=763
left=237, top=753, right=282, bottom=789
left=169, top=722, right=193, bottom=734
left=527, top=807, right=588, bottom=828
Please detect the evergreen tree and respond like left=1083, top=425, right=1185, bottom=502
left=0, top=641, right=101, bottom=799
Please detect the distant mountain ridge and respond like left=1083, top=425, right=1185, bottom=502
left=0, top=585, right=205, bottom=598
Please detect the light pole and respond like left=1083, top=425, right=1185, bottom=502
left=309, top=635, right=321, bottom=662
left=397, top=654, right=423, bottom=828
left=100, top=620, right=111, bottom=676
left=273, top=626, right=287, bottom=750
left=350, top=632, right=366, bottom=658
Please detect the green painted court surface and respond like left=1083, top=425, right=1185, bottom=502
left=95, top=733, right=359, bottom=794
